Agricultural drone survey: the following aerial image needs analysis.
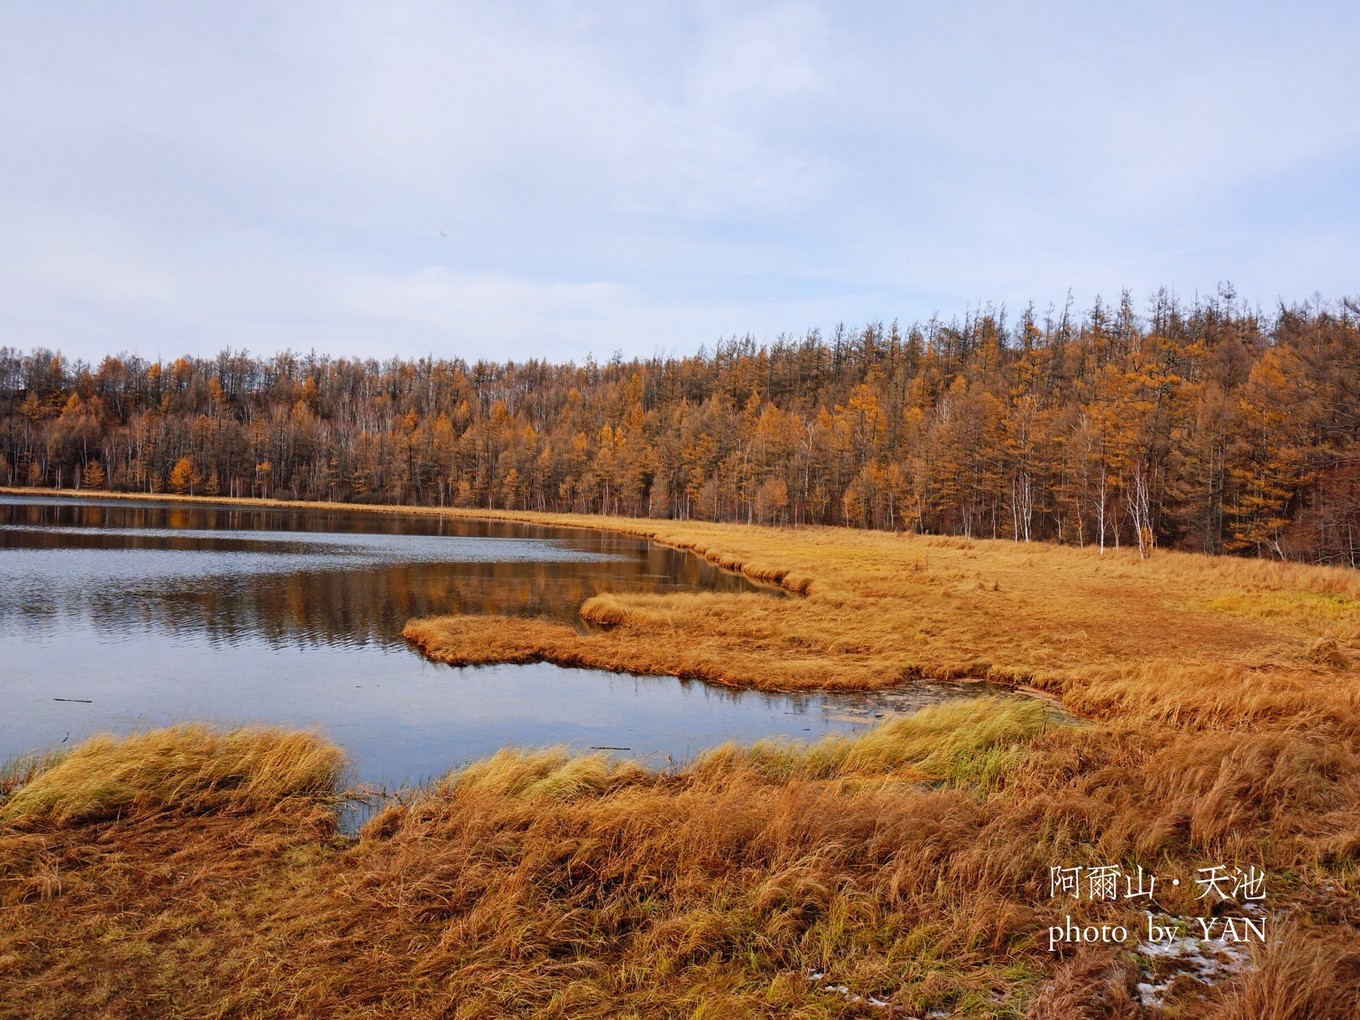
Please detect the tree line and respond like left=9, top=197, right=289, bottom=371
left=3, top=285, right=1358, bottom=564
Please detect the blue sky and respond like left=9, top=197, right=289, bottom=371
left=2, top=1, right=1357, bottom=364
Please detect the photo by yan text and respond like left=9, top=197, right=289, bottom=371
left=1045, top=863, right=1268, bottom=953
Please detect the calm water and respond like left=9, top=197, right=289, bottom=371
left=1, top=495, right=1020, bottom=790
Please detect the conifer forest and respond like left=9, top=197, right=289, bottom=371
left=5, top=288, right=1358, bottom=565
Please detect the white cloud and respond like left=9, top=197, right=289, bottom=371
left=1, top=1, right=1357, bottom=365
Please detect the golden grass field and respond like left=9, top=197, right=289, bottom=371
left=3, top=488, right=1360, bottom=1018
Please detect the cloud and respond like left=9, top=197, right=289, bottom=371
left=1, top=1, right=1357, bottom=365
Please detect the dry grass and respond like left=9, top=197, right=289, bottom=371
left=5, top=702, right=1358, bottom=1017
left=4, top=490, right=1360, bottom=1016
left=699, top=697, right=1050, bottom=789
left=1203, top=927, right=1360, bottom=1019
left=402, top=510, right=1360, bottom=736
left=0, top=724, right=346, bottom=825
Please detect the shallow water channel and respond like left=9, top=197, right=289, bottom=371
left=1, top=495, right=1024, bottom=792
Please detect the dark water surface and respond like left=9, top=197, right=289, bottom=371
left=1, top=495, right=1022, bottom=790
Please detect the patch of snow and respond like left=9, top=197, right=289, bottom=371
left=804, top=969, right=893, bottom=1010
left=1133, top=912, right=1257, bottom=1007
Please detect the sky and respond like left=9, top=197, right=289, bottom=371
left=2, top=1, right=1358, bottom=365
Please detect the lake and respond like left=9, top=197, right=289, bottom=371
left=0, top=494, right=1019, bottom=792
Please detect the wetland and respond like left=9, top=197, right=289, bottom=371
left=0, top=494, right=1010, bottom=789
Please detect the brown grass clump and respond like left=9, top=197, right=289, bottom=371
left=439, top=745, right=650, bottom=802
left=0, top=724, right=346, bottom=824
left=1024, top=947, right=1145, bottom=1019
left=0, top=726, right=345, bottom=1019
left=0, top=749, right=63, bottom=802
left=1204, top=928, right=1360, bottom=1020
left=699, top=696, right=1050, bottom=788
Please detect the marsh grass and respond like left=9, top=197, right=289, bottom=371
left=5, top=701, right=1359, bottom=1016
left=404, top=511, right=1360, bottom=738
left=0, top=724, right=346, bottom=825
left=0, top=748, right=65, bottom=804
left=5, top=490, right=1360, bottom=1015
left=698, top=697, right=1050, bottom=789
left=1203, top=927, right=1360, bottom=1020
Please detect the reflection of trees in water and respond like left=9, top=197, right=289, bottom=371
left=184, top=557, right=759, bottom=647
left=4, top=498, right=775, bottom=649
left=11, top=498, right=659, bottom=546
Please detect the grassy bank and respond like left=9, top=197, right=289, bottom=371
left=4, top=703, right=1359, bottom=1017
left=405, top=510, right=1360, bottom=729
left=3, top=489, right=1360, bottom=1016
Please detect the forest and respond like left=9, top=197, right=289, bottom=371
left=3, top=285, right=1358, bottom=565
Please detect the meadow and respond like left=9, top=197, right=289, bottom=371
left=3, top=491, right=1359, bottom=1017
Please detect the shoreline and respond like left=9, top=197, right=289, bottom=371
left=3, top=486, right=1060, bottom=703
left=8, top=484, right=1358, bottom=717
left=0, top=484, right=819, bottom=596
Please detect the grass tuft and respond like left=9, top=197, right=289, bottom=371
left=449, top=747, right=649, bottom=802
left=700, top=696, right=1051, bottom=789
left=0, top=724, right=346, bottom=824
left=1206, top=928, right=1360, bottom=1020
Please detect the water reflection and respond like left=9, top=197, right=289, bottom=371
left=0, top=496, right=768, bottom=648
